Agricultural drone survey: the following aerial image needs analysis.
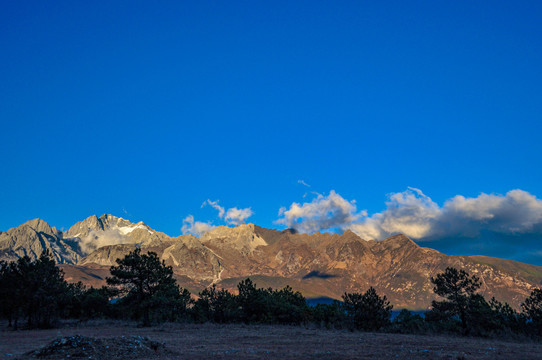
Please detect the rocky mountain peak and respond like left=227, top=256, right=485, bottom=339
left=98, top=214, right=135, bottom=229
left=254, top=225, right=297, bottom=245
left=21, top=218, right=54, bottom=235
left=172, top=234, right=203, bottom=247
left=65, top=214, right=154, bottom=240
left=0, top=218, right=79, bottom=264
left=201, top=223, right=267, bottom=255
left=379, top=233, right=418, bottom=249
left=201, top=223, right=254, bottom=240
left=66, top=215, right=103, bottom=238
left=339, top=229, right=365, bottom=242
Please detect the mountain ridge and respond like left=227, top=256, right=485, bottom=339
left=1, top=214, right=542, bottom=309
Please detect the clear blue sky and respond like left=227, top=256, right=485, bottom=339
left=1, top=2, right=542, bottom=262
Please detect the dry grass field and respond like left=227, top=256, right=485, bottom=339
left=1, top=321, right=542, bottom=359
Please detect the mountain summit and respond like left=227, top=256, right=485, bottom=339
left=2, top=215, right=542, bottom=309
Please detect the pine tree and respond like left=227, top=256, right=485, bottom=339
left=522, top=288, right=542, bottom=334
left=429, top=267, right=481, bottom=335
left=342, top=287, right=393, bottom=331
left=0, top=251, right=71, bottom=328
left=107, top=248, right=190, bottom=325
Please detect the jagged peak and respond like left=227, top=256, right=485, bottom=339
left=200, top=222, right=267, bottom=254
left=201, top=223, right=256, bottom=239
left=98, top=214, right=128, bottom=223
left=171, top=233, right=200, bottom=243
left=66, top=215, right=103, bottom=236
left=340, top=229, right=364, bottom=241
left=254, top=224, right=296, bottom=233
left=79, top=214, right=100, bottom=223
left=381, top=233, right=419, bottom=248
left=20, top=218, right=54, bottom=234
left=254, top=225, right=297, bottom=245
left=72, top=214, right=149, bottom=229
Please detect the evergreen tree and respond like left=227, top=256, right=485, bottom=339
left=342, top=287, right=393, bottom=331
left=311, top=301, right=345, bottom=329
left=74, top=285, right=117, bottom=319
left=235, top=278, right=309, bottom=324
left=236, top=278, right=266, bottom=323
left=0, top=260, right=19, bottom=327
left=0, top=251, right=71, bottom=328
left=392, top=309, right=426, bottom=334
left=193, top=284, right=239, bottom=323
left=428, top=267, right=481, bottom=335
left=107, top=248, right=191, bottom=325
left=488, top=297, right=523, bottom=333
left=522, top=288, right=542, bottom=334
left=268, top=285, right=309, bottom=325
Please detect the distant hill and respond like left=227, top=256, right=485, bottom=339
left=2, top=214, right=542, bottom=309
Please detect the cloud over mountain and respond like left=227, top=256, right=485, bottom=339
left=276, top=190, right=364, bottom=233
left=277, top=188, right=542, bottom=243
left=182, top=200, right=254, bottom=236
left=203, top=199, right=225, bottom=218
left=78, top=228, right=128, bottom=255
left=203, top=199, right=253, bottom=225
left=224, top=207, right=253, bottom=225
left=181, top=215, right=215, bottom=237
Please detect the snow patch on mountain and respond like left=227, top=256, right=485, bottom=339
left=117, top=224, right=152, bottom=235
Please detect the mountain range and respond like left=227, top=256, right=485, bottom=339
left=2, top=214, right=541, bottom=309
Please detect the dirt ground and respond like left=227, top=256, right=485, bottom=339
left=1, top=321, right=541, bottom=359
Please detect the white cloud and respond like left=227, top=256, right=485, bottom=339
left=440, top=189, right=542, bottom=237
left=203, top=199, right=253, bottom=225
left=277, top=188, right=542, bottom=242
left=181, top=215, right=215, bottom=237
left=276, top=190, right=364, bottom=233
left=202, top=199, right=225, bottom=218
left=77, top=228, right=135, bottom=255
left=224, top=207, right=254, bottom=225
left=349, top=187, right=441, bottom=240
left=298, top=180, right=311, bottom=188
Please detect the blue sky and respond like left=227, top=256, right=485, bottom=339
left=1, top=2, right=542, bottom=263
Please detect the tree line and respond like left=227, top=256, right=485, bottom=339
left=2, top=249, right=542, bottom=338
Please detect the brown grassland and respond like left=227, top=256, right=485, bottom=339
left=1, top=321, right=542, bottom=359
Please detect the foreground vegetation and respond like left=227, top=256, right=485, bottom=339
left=2, top=249, right=542, bottom=339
